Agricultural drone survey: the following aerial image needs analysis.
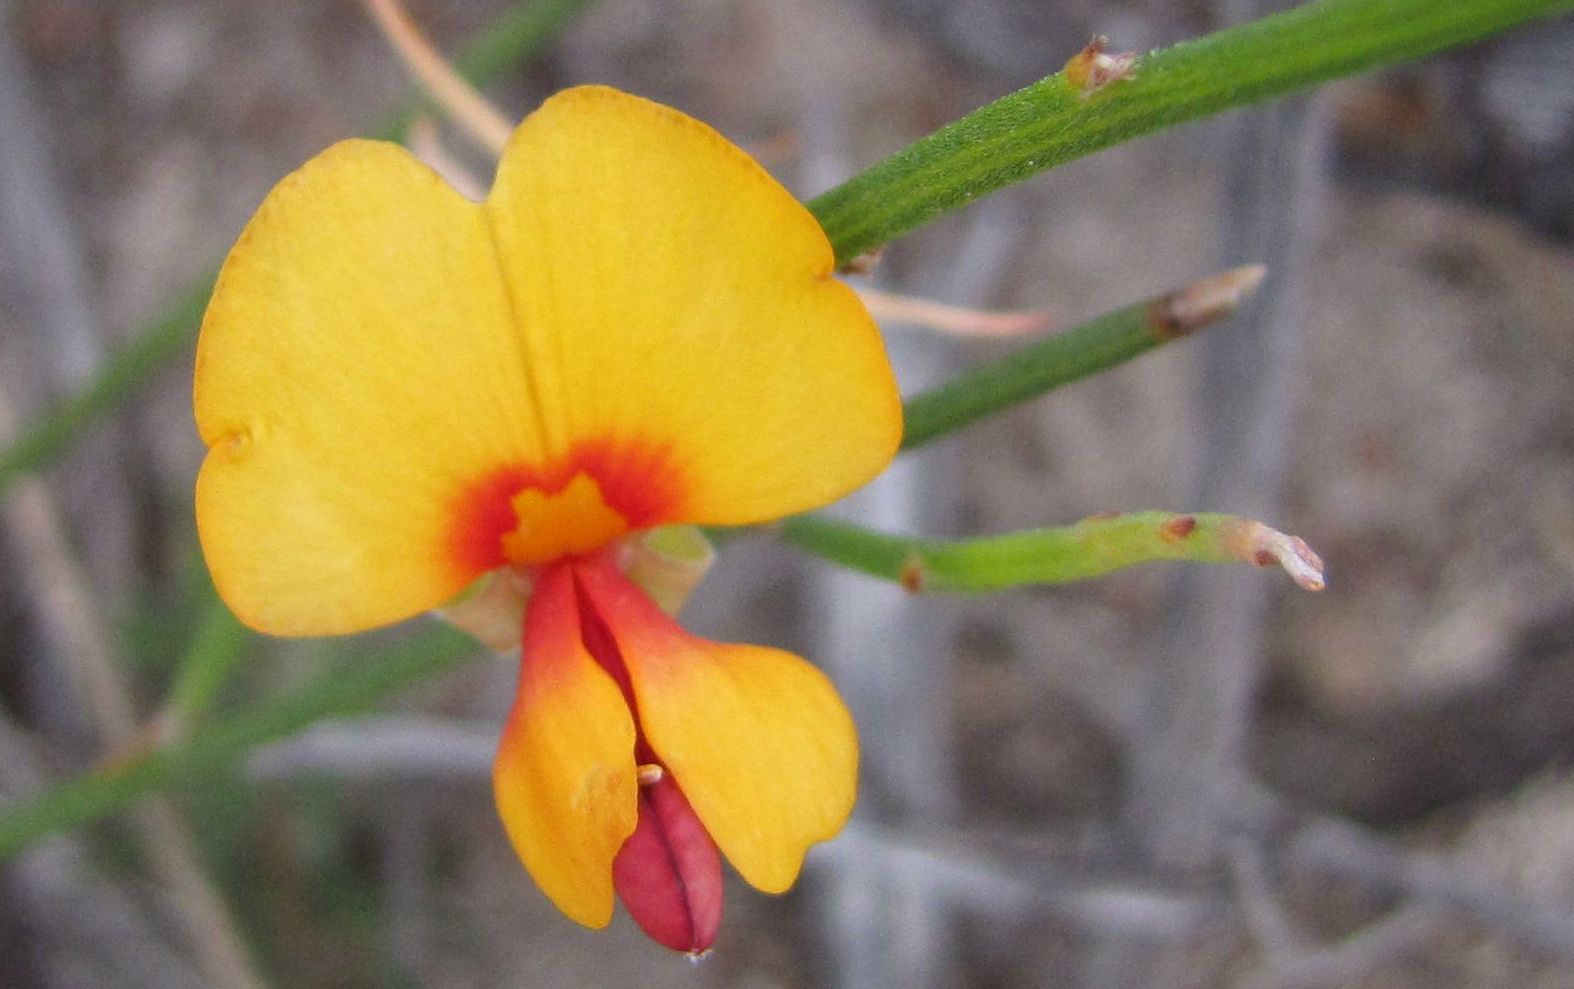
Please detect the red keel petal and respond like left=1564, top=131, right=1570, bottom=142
left=612, top=773, right=723, bottom=955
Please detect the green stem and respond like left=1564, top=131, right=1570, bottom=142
left=161, top=586, right=251, bottom=737
left=900, top=265, right=1262, bottom=450
left=0, top=290, right=206, bottom=497
left=809, top=0, right=1573, bottom=264
left=446, top=0, right=596, bottom=90
left=0, top=0, right=599, bottom=498
left=0, top=624, right=479, bottom=861
left=780, top=511, right=1326, bottom=592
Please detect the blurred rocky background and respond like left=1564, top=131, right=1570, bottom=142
left=1, top=1, right=1572, bottom=987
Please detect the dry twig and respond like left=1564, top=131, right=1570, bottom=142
left=361, top=0, right=514, bottom=155
left=1229, top=836, right=1438, bottom=988
left=1284, top=814, right=1574, bottom=961
left=855, top=285, right=1054, bottom=339
left=405, top=115, right=487, bottom=200
left=0, top=714, right=211, bottom=989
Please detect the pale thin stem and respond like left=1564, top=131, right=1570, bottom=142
left=743, top=128, right=802, bottom=169
left=1228, top=837, right=1305, bottom=957
left=247, top=715, right=497, bottom=781
left=362, top=0, right=514, bottom=156
left=406, top=115, right=488, bottom=200
left=854, top=285, right=1054, bottom=339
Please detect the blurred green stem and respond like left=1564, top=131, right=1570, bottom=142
left=160, top=585, right=251, bottom=739
left=0, top=625, right=478, bottom=860
left=810, top=0, right=1573, bottom=264
left=780, top=511, right=1326, bottom=592
left=0, top=290, right=204, bottom=499
left=441, top=0, right=596, bottom=100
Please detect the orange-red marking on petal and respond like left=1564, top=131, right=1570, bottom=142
left=449, top=439, right=686, bottom=572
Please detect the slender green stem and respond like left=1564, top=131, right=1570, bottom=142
left=0, top=290, right=206, bottom=497
left=162, top=587, right=251, bottom=737
left=780, top=511, right=1326, bottom=593
left=445, top=0, right=597, bottom=93
left=809, top=0, right=1573, bottom=264
left=0, top=0, right=599, bottom=499
left=901, top=265, right=1262, bottom=450
left=0, top=624, right=479, bottom=860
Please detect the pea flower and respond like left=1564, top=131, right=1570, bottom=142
left=195, top=86, right=902, bottom=953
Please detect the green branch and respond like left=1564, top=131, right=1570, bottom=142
left=160, top=586, right=251, bottom=738
left=780, top=511, right=1326, bottom=593
left=0, top=290, right=205, bottom=497
left=900, top=265, right=1263, bottom=450
left=439, top=0, right=598, bottom=100
left=809, top=0, right=1572, bottom=264
left=0, top=624, right=479, bottom=860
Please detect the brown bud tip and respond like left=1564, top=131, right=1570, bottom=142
left=840, top=246, right=885, bottom=276
left=898, top=554, right=927, bottom=593
left=1064, top=35, right=1139, bottom=95
left=1159, top=515, right=1198, bottom=542
left=1148, top=264, right=1268, bottom=339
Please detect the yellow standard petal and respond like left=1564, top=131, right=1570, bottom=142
left=198, top=86, right=904, bottom=637
left=485, top=86, right=903, bottom=527
left=195, top=140, right=540, bottom=635
left=494, top=564, right=638, bottom=927
left=577, top=562, right=857, bottom=893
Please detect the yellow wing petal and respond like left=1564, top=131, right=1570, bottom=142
left=578, top=561, right=857, bottom=893
left=195, top=140, right=543, bottom=635
left=494, top=564, right=638, bottom=927
left=485, top=86, right=902, bottom=526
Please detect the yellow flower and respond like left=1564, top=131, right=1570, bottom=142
left=194, top=86, right=901, bottom=952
